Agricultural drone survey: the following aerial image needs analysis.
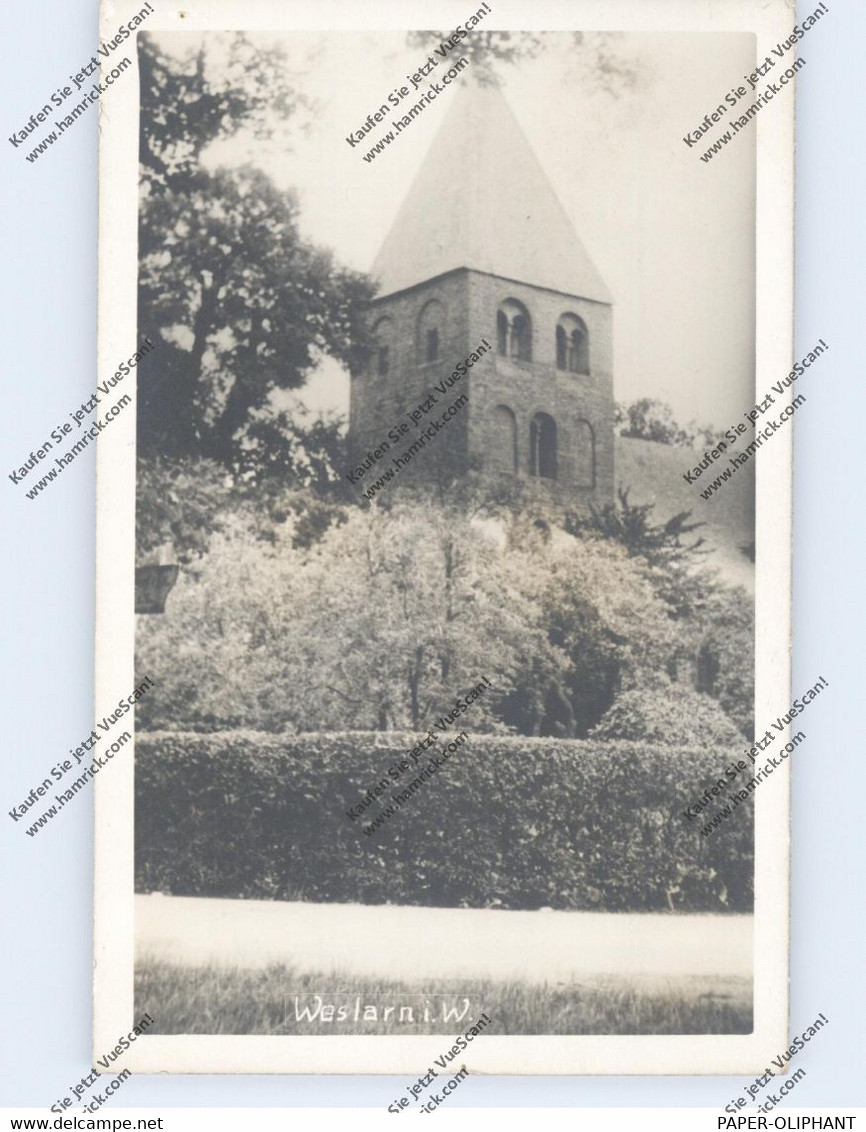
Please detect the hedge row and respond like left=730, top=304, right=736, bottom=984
left=135, top=731, right=753, bottom=912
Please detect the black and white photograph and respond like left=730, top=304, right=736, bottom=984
left=12, top=0, right=866, bottom=1120
left=91, top=0, right=795, bottom=1077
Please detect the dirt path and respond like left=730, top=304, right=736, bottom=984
left=136, top=895, right=752, bottom=984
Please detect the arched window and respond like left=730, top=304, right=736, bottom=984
left=372, top=317, right=393, bottom=377
left=489, top=405, right=517, bottom=473
left=556, top=313, right=589, bottom=374
left=574, top=419, right=595, bottom=488
left=555, top=325, right=568, bottom=370
left=511, top=315, right=530, bottom=360
left=417, top=299, right=444, bottom=364
left=496, top=299, right=532, bottom=362
left=496, top=310, right=508, bottom=356
left=529, top=412, right=557, bottom=480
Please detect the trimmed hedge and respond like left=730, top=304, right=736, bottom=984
left=135, top=731, right=753, bottom=912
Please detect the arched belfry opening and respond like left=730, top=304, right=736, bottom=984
left=417, top=299, right=444, bottom=364
left=556, top=313, right=589, bottom=374
left=496, top=298, right=532, bottom=362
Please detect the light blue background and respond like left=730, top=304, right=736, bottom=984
left=1, top=0, right=863, bottom=1109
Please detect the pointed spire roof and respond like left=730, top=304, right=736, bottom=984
left=371, top=78, right=612, bottom=304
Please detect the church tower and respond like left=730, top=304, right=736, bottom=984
left=349, top=78, right=614, bottom=511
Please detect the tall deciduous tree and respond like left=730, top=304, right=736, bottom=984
left=136, top=34, right=374, bottom=468
left=406, top=30, right=642, bottom=95
left=136, top=494, right=687, bottom=736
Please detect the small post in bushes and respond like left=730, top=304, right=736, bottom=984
left=135, top=564, right=179, bottom=614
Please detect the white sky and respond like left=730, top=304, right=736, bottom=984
left=154, top=30, right=756, bottom=430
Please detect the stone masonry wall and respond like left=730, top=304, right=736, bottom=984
left=348, top=271, right=472, bottom=483
left=464, top=270, right=614, bottom=513
left=349, top=268, right=614, bottom=512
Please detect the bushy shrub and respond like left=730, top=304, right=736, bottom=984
left=589, top=686, right=745, bottom=747
left=697, top=588, right=755, bottom=738
left=135, top=731, right=752, bottom=912
left=136, top=505, right=683, bottom=736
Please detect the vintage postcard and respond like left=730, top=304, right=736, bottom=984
left=94, top=0, right=799, bottom=1076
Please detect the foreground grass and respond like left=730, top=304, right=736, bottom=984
left=136, top=959, right=752, bottom=1035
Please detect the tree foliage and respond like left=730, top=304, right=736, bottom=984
left=615, top=398, right=724, bottom=450
left=136, top=34, right=374, bottom=469
left=566, top=487, right=710, bottom=618
left=569, top=487, right=706, bottom=567
left=137, top=496, right=685, bottom=736
left=406, top=30, right=641, bottom=95
left=138, top=33, right=300, bottom=197
left=564, top=489, right=754, bottom=736
left=590, top=685, right=745, bottom=747
left=691, top=587, right=755, bottom=738
left=136, top=455, right=233, bottom=565
left=135, top=454, right=350, bottom=565
left=139, top=503, right=539, bottom=732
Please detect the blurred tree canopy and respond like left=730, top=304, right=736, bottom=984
left=136, top=489, right=753, bottom=739
left=406, top=30, right=642, bottom=96
left=135, top=33, right=373, bottom=562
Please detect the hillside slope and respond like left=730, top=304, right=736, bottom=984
left=615, top=436, right=755, bottom=593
